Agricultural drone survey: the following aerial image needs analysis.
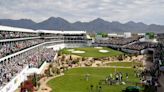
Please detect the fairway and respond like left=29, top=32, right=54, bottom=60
left=105, top=61, right=143, bottom=67
left=60, top=47, right=124, bottom=58
left=47, top=67, right=140, bottom=92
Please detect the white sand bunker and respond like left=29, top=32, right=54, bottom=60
left=67, top=49, right=85, bottom=54
left=72, top=50, right=85, bottom=53
left=67, top=49, right=74, bottom=51
left=99, top=50, right=109, bottom=53
left=94, top=47, right=103, bottom=49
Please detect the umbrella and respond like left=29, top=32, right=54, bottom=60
left=125, top=86, right=140, bottom=92
left=159, top=66, right=164, bottom=71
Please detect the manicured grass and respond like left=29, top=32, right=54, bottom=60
left=47, top=67, right=140, bottom=92
left=106, top=61, right=143, bottom=67
left=60, top=47, right=124, bottom=58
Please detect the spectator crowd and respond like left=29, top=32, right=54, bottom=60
left=0, top=31, right=57, bottom=88
left=95, top=36, right=142, bottom=46
left=124, top=42, right=158, bottom=51
left=0, top=31, right=38, bottom=39
left=0, top=39, right=44, bottom=58
left=0, top=48, right=55, bottom=88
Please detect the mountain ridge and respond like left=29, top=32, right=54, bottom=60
left=0, top=17, right=164, bottom=33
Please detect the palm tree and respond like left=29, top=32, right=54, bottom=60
left=32, top=73, right=37, bottom=87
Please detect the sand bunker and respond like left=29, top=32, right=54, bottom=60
left=99, top=50, right=109, bottom=53
left=94, top=47, right=103, bottom=49
left=67, top=49, right=85, bottom=54
left=67, top=49, right=74, bottom=51
left=72, top=50, right=85, bottom=53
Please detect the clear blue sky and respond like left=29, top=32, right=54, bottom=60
left=0, top=0, right=164, bottom=25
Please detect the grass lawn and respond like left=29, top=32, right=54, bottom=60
left=47, top=67, right=140, bottom=92
left=59, top=47, right=124, bottom=58
left=105, top=62, right=143, bottom=67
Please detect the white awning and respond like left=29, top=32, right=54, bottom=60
left=25, top=68, right=39, bottom=74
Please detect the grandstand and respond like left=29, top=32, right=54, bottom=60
left=93, top=35, right=143, bottom=47
left=157, top=33, right=164, bottom=46
left=0, top=25, right=87, bottom=92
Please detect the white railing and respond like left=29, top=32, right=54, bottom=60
left=0, top=61, right=48, bottom=92
left=1, top=65, right=29, bottom=92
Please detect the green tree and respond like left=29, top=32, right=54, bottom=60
left=146, top=32, right=155, bottom=39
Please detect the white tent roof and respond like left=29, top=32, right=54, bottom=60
left=37, top=29, right=86, bottom=34
left=0, top=25, right=36, bottom=33
left=0, top=25, right=86, bottom=34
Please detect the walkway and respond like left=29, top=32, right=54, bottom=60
left=35, top=74, right=64, bottom=92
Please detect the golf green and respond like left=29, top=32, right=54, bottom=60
left=59, top=47, right=124, bottom=58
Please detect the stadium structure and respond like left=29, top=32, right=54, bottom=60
left=0, top=25, right=164, bottom=92
left=0, top=25, right=87, bottom=92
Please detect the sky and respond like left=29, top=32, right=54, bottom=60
left=0, top=0, right=164, bottom=25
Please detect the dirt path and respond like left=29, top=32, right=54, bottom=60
left=35, top=74, right=64, bottom=92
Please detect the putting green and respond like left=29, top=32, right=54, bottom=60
left=59, top=47, right=124, bottom=58
left=47, top=67, right=140, bottom=92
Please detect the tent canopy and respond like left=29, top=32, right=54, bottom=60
left=125, top=86, right=140, bottom=92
